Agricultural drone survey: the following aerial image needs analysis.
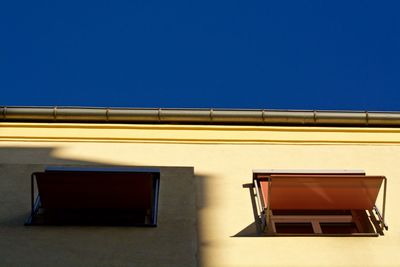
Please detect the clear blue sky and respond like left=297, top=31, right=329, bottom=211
left=1, top=1, right=399, bottom=110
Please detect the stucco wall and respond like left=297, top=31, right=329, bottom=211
left=0, top=164, right=197, bottom=267
left=0, top=123, right=399, bottom=267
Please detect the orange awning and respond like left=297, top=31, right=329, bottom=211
left=259, top=174, right=384, bottom=210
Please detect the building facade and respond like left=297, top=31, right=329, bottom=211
left=0, top=107, right=399, bottom=267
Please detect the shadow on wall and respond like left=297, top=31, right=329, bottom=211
left=232, top=183, right=263, bottom=237
left=193, top=173, right=211, bottom=267
left=0, top=147, right=101, bottom=227
left=0, top=146, right=200, bottom=267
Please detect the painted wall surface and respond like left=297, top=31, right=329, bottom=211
left=0, top=164, right=197, bottom=267
left=1, top=123, right=399, bottom=267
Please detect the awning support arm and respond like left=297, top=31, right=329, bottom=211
left=25, top=173, right=40, bottom=225
left=254, top=179, right=266, bottom=230
left=374, top=177, right=388, bottom=231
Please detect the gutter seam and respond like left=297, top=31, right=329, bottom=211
left=313, top=110, right=317, bottom=125
left=54, top=107, right=57, bottom=121
left=262, top=109, right=266, bottom=124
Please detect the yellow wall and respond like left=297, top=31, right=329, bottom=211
left=1, top=122, right=399, bottom=267
left=0, top=165, right=197, bottom=267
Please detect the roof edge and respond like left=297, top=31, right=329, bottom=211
left=2, top=106, right=400, bottom=127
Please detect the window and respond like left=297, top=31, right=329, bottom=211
left=253, top=170, right=388, bottom=236
left=25, top=167, right=160, bottom=226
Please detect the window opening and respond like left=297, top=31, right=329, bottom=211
left=25, top=167, right=160, bottom=226
left=252, top=170, right=388, bottom=236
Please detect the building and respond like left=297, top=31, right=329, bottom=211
left=0, top=106, right=399, bottom=267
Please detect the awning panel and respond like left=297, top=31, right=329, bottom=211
left=259, top=174, right=384, bottom=210
left=35, top=171, right=154, bottom=210
left=26, top=167, right=161, bottom=226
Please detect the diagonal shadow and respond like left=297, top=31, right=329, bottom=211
left=232, top=183, right=263, bottom=237
left=0, top=146, right=199, bottom=267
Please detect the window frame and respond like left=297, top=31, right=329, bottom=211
left=25, top=167, right=160, bottom=227
left=252, top=170, right=388, bottom=236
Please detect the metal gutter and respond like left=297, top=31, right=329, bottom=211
left=1, top=106, right=400, bottom=127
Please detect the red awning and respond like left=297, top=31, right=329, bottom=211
left=35, top=171, right=153, bottom=210
left=26, top=167, right=161, bottom=226
left=259, top=174, right=385, bottom=210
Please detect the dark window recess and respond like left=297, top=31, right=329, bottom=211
left=275, top=223, right=314, bottom=234
left=252, top=170, right=388, bottom=236
left=25, top=167, right=160, bottom=226
left=320, top=223, right=359, bottom=234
